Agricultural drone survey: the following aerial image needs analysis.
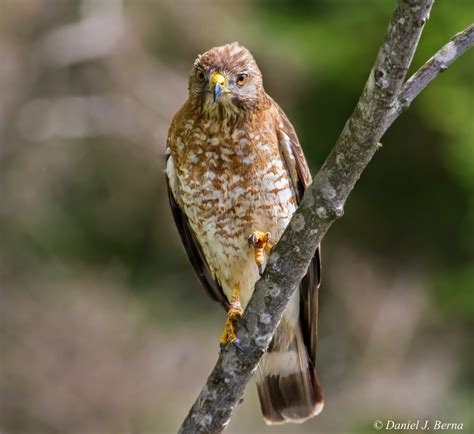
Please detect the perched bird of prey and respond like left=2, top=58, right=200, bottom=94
left=165, top=42, right=323, bottom=424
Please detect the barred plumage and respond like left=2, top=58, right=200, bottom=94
left=166, top=42, right=323, bottom=424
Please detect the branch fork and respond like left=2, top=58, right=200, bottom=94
left=178, top=2, right=473, bottom=432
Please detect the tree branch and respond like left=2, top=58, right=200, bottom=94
left=387, top=23, right=474, bottom=127
left=178, top=2, right=473, bottom=433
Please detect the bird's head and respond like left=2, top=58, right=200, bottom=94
left=188, top=42, right=264, bottom=118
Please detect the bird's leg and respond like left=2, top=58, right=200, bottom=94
left=220, top=285, right=244, bottom=346
left=247, top=230, right=275, bottom=275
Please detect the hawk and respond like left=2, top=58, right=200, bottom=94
left=165, top=42, right=323, bottom=424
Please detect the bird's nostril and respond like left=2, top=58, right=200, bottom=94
left=212, top=73, right=226, bottom=86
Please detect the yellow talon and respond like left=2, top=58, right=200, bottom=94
left=247, top=230, right=275, bottom=275
left=220, top=285, right=243, bottom=346
left=220, top=307, right=243, bottom=345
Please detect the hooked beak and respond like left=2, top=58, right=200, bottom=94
left=211, top=73, right=226, bottom=102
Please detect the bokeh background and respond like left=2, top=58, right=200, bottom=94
left=1, top=0, right=473, bottom=433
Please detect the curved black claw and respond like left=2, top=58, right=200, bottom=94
left=239, top=317, right=249, bottom=332
left=233, top=339, right=246, bottom=353
left=247, top=234, right=255, bottom=248
left=258, top=264, right=264, bottom=276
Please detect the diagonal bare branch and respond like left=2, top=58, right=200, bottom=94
left=177, top=2, right=472, bottom=433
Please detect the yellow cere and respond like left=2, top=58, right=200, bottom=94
left=211, top=73, right=226, bottom=87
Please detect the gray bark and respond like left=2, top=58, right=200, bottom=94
left=387, top=23, right=474, bottom=127
left=178, top=1, right=473, bottom=433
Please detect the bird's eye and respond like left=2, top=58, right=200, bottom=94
left=236, top=74, right=249, bottom=86
left=196, top=70, right=206, bottom=82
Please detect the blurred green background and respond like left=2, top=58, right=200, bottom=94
left=1, top=0, right=472, bottom=433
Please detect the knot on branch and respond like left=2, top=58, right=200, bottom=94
left=374, top=68, right=390, bottom=89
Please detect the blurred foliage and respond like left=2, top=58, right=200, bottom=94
left=0, top=0, right=472, bottom=433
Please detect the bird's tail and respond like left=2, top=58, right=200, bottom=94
left=256, top=320, right=324, bottom=424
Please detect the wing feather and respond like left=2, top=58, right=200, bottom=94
left=273, top=99, right=322, bottom=366
left=165, top=154, right=230, bottom=311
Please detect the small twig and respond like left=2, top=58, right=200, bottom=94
left=386, top=24, right=474, bottom=127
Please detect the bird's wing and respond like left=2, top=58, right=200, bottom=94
left=165, top=153, right=230, bottom=311
left=273, top=99, right=322, bottom=365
